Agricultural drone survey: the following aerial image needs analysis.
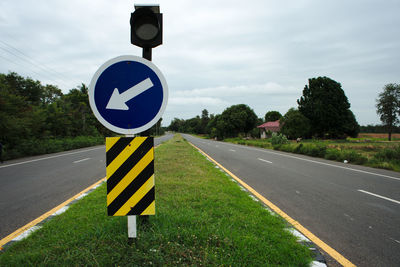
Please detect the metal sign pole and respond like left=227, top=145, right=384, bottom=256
left=128, top=214, right=137, bottom=239
left=125, top=134, right=137, bottom=241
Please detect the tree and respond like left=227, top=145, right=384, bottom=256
left=218, top=104, right=258, bottom=138
left=200, top=109, right=210, bottom=134
left=280, top=108, right=311, bottom=139
left=168, top=118, right=184, bottom=132
left=297, top=76, right=359, bottom=138
left=376, top=83, right=400, bottom=141
left=42, top=84, right=62, bottom=105
left=265, top=111, right=282, bottom=122
left=63, top=84, right=97, bottom=136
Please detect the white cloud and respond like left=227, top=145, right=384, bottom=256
left=169, top=96, right=228, bottom=106
left=175, top=83, right=298, bottom=98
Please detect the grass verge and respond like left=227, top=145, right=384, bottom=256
left=0, top=135, right=312, bottom=266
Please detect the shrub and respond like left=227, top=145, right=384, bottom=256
left=299, top=144, right=326, bottom=157
left=294, top=143, right=303, bottom=153
left=340, top=150, right=368, bottom=165
left=325, top=149, right=341, bottom=160
left=279, top=144, right=295, bottom=153
left=270, top=133, right=289, bottom=145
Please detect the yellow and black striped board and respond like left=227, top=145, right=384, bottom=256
left=106, top=137, right=155, bottom=216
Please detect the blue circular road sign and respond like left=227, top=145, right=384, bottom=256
left=89, top=55, right=168, bottom=134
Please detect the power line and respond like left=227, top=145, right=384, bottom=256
left=0, top=54, right=60, bottom=85
left=0, top=40, right=75, bottom=83
left=0, top=40, right=81, bottom=89
left=0, top=46, right=61, bottom=85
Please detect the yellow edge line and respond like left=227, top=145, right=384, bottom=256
left=189, top=142, right=356, bottom=267
left=0, top=143, right=163, bottom=250
left=0, top=176, right=107, bottom=249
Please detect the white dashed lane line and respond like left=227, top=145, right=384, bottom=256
left=73, top=158, right=91, bottom=164
left=258, top=158, right=272, bottom=164
left=358, top=189, right=400, bottom=205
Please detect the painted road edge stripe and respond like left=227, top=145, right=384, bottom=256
left=188, top=141, right=356, bottom=267
left=0, top=177, right=106, bottom=249
left=358, top=189, right=400, bottom=205
left=0, top=146, right=103, bottom=169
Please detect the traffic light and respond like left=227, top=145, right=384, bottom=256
left=130, top=5, right=162, bottom=49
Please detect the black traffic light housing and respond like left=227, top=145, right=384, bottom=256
left=130, top=5, right=163, bottom=49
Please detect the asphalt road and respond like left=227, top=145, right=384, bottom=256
left=183, top=134, right=400, bottom=267
left=0, top=134, right=173, bottom=240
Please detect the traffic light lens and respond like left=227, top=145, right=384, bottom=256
left=130, top=6, right=162, bottom=48
left=136, top=24, right=158, bottom=40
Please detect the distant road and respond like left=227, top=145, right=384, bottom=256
left=0, top=134, right=173, bottom=240
left=183, top=134, right=400, bottom=267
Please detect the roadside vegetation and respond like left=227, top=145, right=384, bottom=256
left=169, top=78, right=400, bottom=172
left=225, top=133, right=400, bottom=172
left=0, top=135, right=312, bottom=266
left=3, top=136, right=105, bottom=159
left=0, top=72, right=165, bottom=160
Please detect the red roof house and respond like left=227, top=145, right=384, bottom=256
left=257, top=120, right=282, bottom=138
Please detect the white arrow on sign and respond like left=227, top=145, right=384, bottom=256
left=106, top=78, right=154, bottom=110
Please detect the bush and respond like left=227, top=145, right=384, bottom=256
left=325, top=149, right=341, bottom=160
left=270, top=133, right=289, bottom=145
left=278, top=144, right=295, bottom=153
left=298, top=144, right=326, bottom=157
left=340, top=150, right=368, bottom=165
left=294, top=143, right=303, bottom=153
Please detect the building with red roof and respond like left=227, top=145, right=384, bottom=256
left=257, top=120, right=282, bottom=138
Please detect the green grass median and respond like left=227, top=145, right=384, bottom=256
left=0, top=135, right=312, bottom=266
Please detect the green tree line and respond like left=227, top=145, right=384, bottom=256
left=168, top=104, right=262, bottom=139
left=0, top=72, right=166, bottom=160
left=0, top=72, right=115, bottom=159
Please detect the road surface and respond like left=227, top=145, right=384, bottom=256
left=0, top=134, right=173, bottom=240
left=183, top=134, right=400, bottom=267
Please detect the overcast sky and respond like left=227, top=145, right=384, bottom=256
left=1, top=0, right=399, bottom=126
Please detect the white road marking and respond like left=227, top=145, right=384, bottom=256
left=344, top=213, right=355, bottom=221
left=389, top=238, right=400, bottom=244
left=0, top=147, right=103, bottom=169
left=73, top=158, right=91, bottom=163
left=52, top=206, right=69, bottom=216
left=75, top=192, right=89, bottom=201
left=229, top=149, right=236, bottom=152
left=358, top=190, right=400, bottom=205
left=287, top=228, right=310, bottom=242
left=258, top=158, right=272, bottom=164
left=12, top=226, right=42, bottom=241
